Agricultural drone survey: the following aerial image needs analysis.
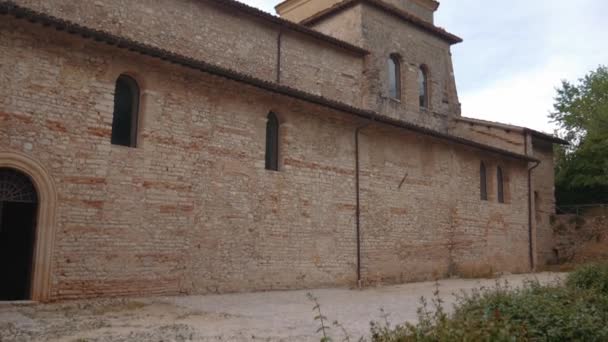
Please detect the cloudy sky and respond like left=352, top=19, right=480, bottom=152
left=242, top=0, right=608, bottom=132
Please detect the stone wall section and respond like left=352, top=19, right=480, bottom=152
left=358, top=129, right=531, bottom=283
left=309, top=5, right=365, bottom=47
left=551, top=213, right=608, bottom=264
left=1, top=19, right=532, bottom=299
left=532, top=139, right=557, bottom=266
left=280, top=30, right=364, bottom=107
left=311, top=4, right=461, bottom=131
left=450, top=121, right=526, bottom=155
left=12, top=0, right=365, bottom=107
left=381, top=0, right=436, bottom=23
left=1, top=21, right=360, bottom=298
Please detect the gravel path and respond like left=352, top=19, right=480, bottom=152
left=0, top=272, right=564, bottom=341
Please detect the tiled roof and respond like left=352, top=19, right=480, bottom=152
left=0, top=1, right=537, bottom=162
left=457, top=117, right=568, bottom=145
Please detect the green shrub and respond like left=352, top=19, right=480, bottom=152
left=367, top=280, right=608, bottom=342
left=566, top=263, right=608, bottom=295
left=370, top=287, right=528, bottom=342
left=451, top=281, right=608, bottom=341
left=312, top=264, right=608, bottom=342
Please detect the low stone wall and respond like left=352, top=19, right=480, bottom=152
left=551, top=211, right=608, bottom=265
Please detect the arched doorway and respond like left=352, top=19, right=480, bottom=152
left=0, top=168, right=39, bottom=300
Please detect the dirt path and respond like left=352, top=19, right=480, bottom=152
left=0, top=272, right=564, bottom=341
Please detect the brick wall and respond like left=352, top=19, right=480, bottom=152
left=0, top=19, right=534, bottom=299
left=551, top=213, right=608, bottom=264
left=12, top=0, right=365, bottom=108
left=532, top=138, right=557, bottom=266
left=359, top=128, right=531, bottom=283
left=450, top=121, right=526, bottom=155
left=381, top=0, right=435, bottom=23
left=311, top=3, right=461, bottom=131
left=281, top=30, right=364, bottom=107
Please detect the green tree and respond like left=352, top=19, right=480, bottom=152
left=551, top=66, right=608, bottom=205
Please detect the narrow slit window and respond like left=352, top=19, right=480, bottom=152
left=388, top=55, right=401, bottom=100
left=111, top=75, right=140, bottom=147
left=265, top=112, right=279, bottom=171
left=480, top=162, right=488, bottom=201
left=497, top=166, right=505, bottom=203
left=418, top=66, right=429, bottom=108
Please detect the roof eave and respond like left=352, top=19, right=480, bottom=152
left=457, top=117, right=568, bottom=146
left=206, top=0, right=369, bottom=55
left=525, top=129, right=569, bottom=145
left=301, top=0, right=463, bottom=45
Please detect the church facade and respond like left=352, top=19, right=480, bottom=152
left=0, top=0, right=565, bottom=301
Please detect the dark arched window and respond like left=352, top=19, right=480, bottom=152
left=497, top=166, right=505, bottom=203
left=388, top=55, right=401, bottom=100
left=480, top=162, right=488, bottom=201
left=111, top=75, right=140, bottom=147
left=265, top=112, right=279, bottom=171
left=418, top=66, right=429, bottom=108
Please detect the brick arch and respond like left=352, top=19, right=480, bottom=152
left=0, top=151, right=57, bottom=302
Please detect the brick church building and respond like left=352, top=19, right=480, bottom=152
left=0, top=0, right=566, bottom=301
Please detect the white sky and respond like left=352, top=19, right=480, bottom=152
left=241, top=0, right=608, bottom=133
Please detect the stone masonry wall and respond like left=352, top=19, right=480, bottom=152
left=12, top=0, right=365, bottom=108
left=280, top=30, right=364, bottom=107
left=309, top=5, right=365, bottom=47
left=311, top=3, right=461, bottom=132
left=533, top=139, right=557, bottom=266
left=359, top=128, right=531, bottom=283
left=450, top=121, right=526, bottom=155
left=1, top=19, right=361, bottom=298
left=1, top=17, right=531, bottom=300
left=381, top=0, right=435, bottom=23
left=362, top=4, right=460, bottom=131
left=551, top=213, right=608, bottom=265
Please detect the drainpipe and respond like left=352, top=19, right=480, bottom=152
left=528, top=160, right=540, bottom=270
left=355, top=120, right=373, bottom=288
left=524, top=133, right=541, bottom=270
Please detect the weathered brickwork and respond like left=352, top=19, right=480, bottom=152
left=451, top=120, right=526, bottom=155
left=306, top=5, right=365, bottom=47
left=13, top=0, right=366, bottom=107
left=551, top=212, right=608, bottom=264
left=358, top=128, right=531, bottom=283
left=310, top=3, right=461, bottom=131
left=381, top=0, right=436, bottom=23
left=532, top=139, right=557, bottom=265
left=0, top=0, right=560, bottom=301
left=1, top=20, right=364, bottom=298
left=280, top=31, right=364, bottom=107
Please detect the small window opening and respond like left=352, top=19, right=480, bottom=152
left=388, top=55, right=401, bottom=100
left=480, top=162, right=488, bottom=201
left=497, top=166, right=505, bottom=203
left=111, top=74, right=140, bottom=147
left=265, top=112, right=279, bottom=171
left=418, top=66, right=429, bottom=108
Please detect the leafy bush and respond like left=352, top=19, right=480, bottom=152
left=364, top=280, right=608, bottom=342
left=566, top=263, right=608, bottom=295
left=370, top=286, right=528, bottom=342
left=313, top=267, right=608, bottom=342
